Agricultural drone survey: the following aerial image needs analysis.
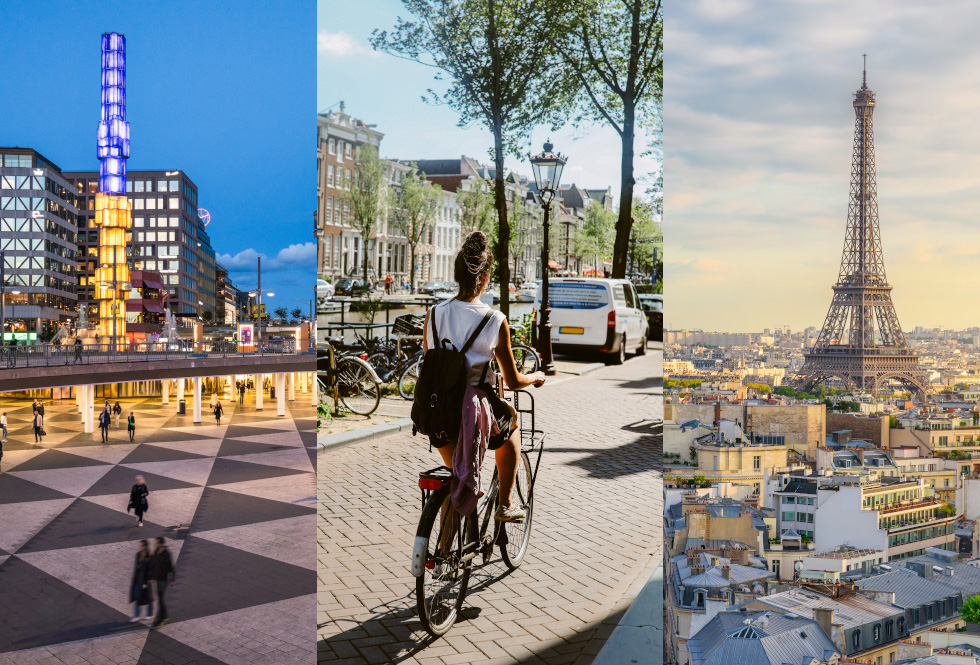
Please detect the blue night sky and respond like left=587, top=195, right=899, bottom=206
left=0, top=0, right=315, bottom=315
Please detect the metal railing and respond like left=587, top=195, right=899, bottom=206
left=0, top=339, right=315, bottom=370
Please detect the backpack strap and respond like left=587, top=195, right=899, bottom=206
left=461, top=310, right=494, bottom=355
left=428, top=304, right=440, bottom=349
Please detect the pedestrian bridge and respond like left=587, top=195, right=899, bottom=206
left=0, top=342, right=314, bottom=392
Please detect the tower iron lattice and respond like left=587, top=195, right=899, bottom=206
left=798, top=60, right=928, bottom=397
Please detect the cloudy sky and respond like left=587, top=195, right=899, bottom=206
left=318, top=0, right=659, bottom=201
left=1, top=1, right=314, bottom=315
left=666, top=0, right=980, bottom=332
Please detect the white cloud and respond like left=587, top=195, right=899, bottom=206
left=218, top=242, right=316, bottom=272
left=318, top=30, right=374, bottom=57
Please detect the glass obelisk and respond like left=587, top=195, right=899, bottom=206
left=95, top=32, right=131, bottom=348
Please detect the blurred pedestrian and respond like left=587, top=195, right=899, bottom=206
left=239, top=383, right=245, bottom=405
left=128, top=475, right=148, bottom=527
left=99, top=407, right=111, bottom=443
left=129, top=540, right=154, bottom=622
left=32, top=409, right=43, bottom=443
left=150, top=537, right=175, bottom=628
left=214, top=400, right=223, bottom=426
left=128, top=412, right=136, bottom=441
left=113, top=401, right=122, bottom=429
left=1, top=411, right=8, bottom=442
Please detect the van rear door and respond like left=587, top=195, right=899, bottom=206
left=541, top=280, right=611, bottom=347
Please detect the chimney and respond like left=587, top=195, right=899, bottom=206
left=721, top=565, right=731, bottom=580
left=813, top=607, right=834, bottom=642
left=715, top=402, right=721, bottom=426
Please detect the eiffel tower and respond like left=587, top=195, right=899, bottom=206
left=798, top=60, right=929, bottom=397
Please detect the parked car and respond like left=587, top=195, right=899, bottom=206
left=533, top=277, right=649, bottom=365
left=418, top=281, right=445, bottom=295
left=335, top=278, right=371, bottom=296
left=638, top=293, right=662, bottom=341
left=316, top=279, right=335, bottom=301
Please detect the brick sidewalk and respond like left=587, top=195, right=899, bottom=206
left=317, top=350, right=663, bottom=665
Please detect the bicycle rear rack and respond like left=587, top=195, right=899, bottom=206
left=419, top=465, right=453, bottom=506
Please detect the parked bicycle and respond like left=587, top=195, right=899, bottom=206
left=316, top=338, right=381, bottom=416
left=410, top=389, right=544, bottom=637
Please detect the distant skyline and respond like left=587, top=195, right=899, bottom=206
left=318, top=0, right=659, bottom=203
left=666, top=0, right=980, bottom=332
left=0, top=1, right=314, bottom=313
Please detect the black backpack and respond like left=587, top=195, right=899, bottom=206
left=412, top=305, right=494, bottom=448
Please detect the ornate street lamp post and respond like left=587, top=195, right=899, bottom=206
left=529, top=140, right=567, bottom=376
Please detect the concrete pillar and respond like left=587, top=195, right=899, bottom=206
left=311, top=372, right=318, bottom=407
left=288, top=372, right=296, bottom=401
left=83, top=385, right=95, bottom=434
left=176, top=378, right=185, bottom=401
left=76, top=386, right=82, bottom=414
left=162, top=379, right=169, bottom=405
left=192, top=377, right=202, bottom=424
left=277, top=373, right=286, bottom=417
left=255, top=373, right=263, bottom=410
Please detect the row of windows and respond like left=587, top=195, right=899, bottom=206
left=2, top=292, right=77, bottom=309
left=782, top=496, right=815, bottom=505
left=0, top=154, right=33, bottom=168
left=134, top=230, right=177, bottom=244
left=133, top=216, right=179, bottom=229
left=1, top=238, right=76, bottom=260
left=326, top=165, right=352, bottom=189
left=887, top=523, right=955, bottom=547
left=4, top=254, right=76, bottom=273
left=780, top=511, right=815, bottom=523
left=324, top=196, right=351, bottom=225
left=0, top=197, right=76, bottom=223
left=327, top=138, right=354, bottom=160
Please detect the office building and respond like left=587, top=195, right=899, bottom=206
left=0, top=148, right=79, bottom=340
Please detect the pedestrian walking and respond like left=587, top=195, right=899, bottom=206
left=209, top=392, right=218, bottom=411
left=1, top=412, right=7, bottom=443
left=239, top=383, right=245, bottom=405
left=0, top=428, right=4, bottom=472
left=32, top=410, right=43, bottom=444
left=7, top=338, right=16, bottom=368
left=99, top=407, right=111, bottom=443
left=385, top=273, right=393, bottom=294
left=74, top=337, right=83, bottom=363
left=37, top=401, right=44, bottom=417
left=129, top=540, right=154, bottom=622
left=128, top=412, right=136, bottom=441
left=113, top=402, right=122, bottom=429
left=150, top=537, right=175, bottom=628
left=128, top=475, right=149, bottom=527
left=213, top=400, right=223, bottom=426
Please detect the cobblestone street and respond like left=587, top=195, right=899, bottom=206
left=317, top=348, right=663, bottom=665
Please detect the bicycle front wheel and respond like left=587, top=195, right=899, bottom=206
left=499, top=450, right=534, bottom=569
left=336, top=357, right=380, bottom=415
left=416, top=492, right=476, bottom=637
left=511, top=344, right=540, bottom=373
left=398, top=356, right=423, bottom=400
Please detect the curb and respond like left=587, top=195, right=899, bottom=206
left=558, top=362, right=606, bottom=376
left=592, top=564, right=664, bottom=665
left=316, top=417, right=414, bottom=453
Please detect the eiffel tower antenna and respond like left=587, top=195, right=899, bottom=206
left=862, top=54, right=867, bottom=89
left=797, top=64, right=928, bottom=398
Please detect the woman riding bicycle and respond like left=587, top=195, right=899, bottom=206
left=423, top=231, right=545, bottom=522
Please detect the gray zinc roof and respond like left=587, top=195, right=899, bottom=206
left=858, top=569, right=960, bottom=608
left=688, top=610, right=839, bottom=665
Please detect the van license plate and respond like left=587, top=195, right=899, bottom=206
left=559, top=327, right=584, bottom=334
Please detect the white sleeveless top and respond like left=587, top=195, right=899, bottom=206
left=426, top=299, right=506, bottom=386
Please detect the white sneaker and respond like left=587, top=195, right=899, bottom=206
left=129, top=616, right=141, bottom=623
left=495, top=504, right=527, bottom=522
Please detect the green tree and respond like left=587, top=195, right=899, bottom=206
left=963, top=594, right=980, bottom=624
left=391, top=164, right=443, bottom=292
left=631, top=198, right=662, bottom=278
left=575, top=203, right=614, bottom=275
left=291, top=308, right=303, bottom=321
left=273, top=307, right=288, bottom=320
left=458, top=177, right=495, bottom=235
left=560, top=0, right=662, bottom=278
left=509, top=197, right=536, bottom=282
left=344, top=144, right=389, bottom=281
left=373, top=0, right=573, bottom=316
left=201, top=310, right=214, bottom=323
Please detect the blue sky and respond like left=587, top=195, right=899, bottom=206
left=0, top=0, right=315, bottom=314
left=666, top=0, right=980, bottom=331
left=318, top=0, right=659, bottom=202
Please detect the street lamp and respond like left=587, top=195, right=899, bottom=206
left=529, top=139, right=567, bottom=376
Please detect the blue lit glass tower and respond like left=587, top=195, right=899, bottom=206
left=95, top=32, right=132, bottom=346
left=97, top=32, right=130, bottom=194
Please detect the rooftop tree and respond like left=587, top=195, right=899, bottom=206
left=372, top=0, right=572, bottom=316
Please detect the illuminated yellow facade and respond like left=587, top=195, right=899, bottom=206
left=93, top=193, right=130, bottom=345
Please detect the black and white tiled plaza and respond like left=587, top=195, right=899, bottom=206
left=0, top=391, right=316, bottom=664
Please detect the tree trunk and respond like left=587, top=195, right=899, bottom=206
left=409, top=241, right=416, bottom=293
left=493, top=123, right=510, bottom=318
left=612, top=102, right=636, bottom=279
left=362, top=238, right=370, bottom=283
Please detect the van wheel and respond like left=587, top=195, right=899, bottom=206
left=607, top=335, right=626, bottom=365
left=636, top=334, right=647, bottom=356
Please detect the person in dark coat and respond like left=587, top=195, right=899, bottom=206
left=32, top=410, right=43, bottom=443
left=113, top=402, right=122, bottom=428
left=128, top=412, right=136, bottom=441
left=128, top=475, right=149, bottom=527
left=74, top=337, right=82, bottom=363
left=213, top=400, right=223, bottom=426
left=99, top=407, right=111, bottom=443
left=150, top=537, right=175, bottom=627
left=129, top=539, right=154, bottom=622
left=238, top=383, right=246, bottom=405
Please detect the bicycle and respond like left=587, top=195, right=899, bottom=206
left=316, top=338, right=382, bottom=416
left=411, top=389, right=544, bottom=637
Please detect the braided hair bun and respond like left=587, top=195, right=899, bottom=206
left=454, top=231, right=493, bottom=299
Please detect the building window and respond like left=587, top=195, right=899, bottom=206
left=328, top=139, right=335, bottom=154
left=753, top=455, right=761, bottom=470
left=853, top=630, right=860, bottom=648
left=874, top=624, right=880, bottom=642
left=345, top=143, right=352, bottom=159
left=328, top=165, right=334, bottom=187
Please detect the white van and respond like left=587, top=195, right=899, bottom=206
left=534, top=278, right=649, bottom=364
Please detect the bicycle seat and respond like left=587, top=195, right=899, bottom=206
left=325, top=336, right=345, bottom=346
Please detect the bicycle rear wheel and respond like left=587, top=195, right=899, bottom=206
left=499, top=450, right=534, bottom=569
left=416, top=492, right=476, bottom=637
left=336, top=357, right=380, bottom=415
left=366, top=351, right=396, bottom=384
left=511, top=344, right=540, bottom=373
left=398, top=356, right=423, bottom=400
